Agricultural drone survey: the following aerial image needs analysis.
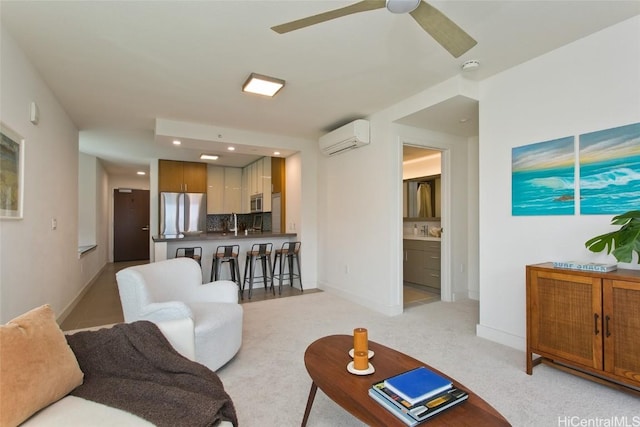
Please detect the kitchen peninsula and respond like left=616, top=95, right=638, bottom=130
left=153, top=231, right=297, bottom=283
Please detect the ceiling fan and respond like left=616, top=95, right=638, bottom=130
left=271, top=0, right=477, bottom=58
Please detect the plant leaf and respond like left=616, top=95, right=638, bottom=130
left=585, top=211, right=640, bottom=263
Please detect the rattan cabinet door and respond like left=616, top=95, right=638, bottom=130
left=603, top=279, right=640, bottom=386
left=529, top=270, right=603, bottom=370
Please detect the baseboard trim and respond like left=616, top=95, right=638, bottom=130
left=318, top=281, right=403, bottom=316
left=57, top=263, right=107, bottom=324
left=476, top=323, right=525, bottom=351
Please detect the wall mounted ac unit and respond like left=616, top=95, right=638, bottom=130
left=319, top=119, right=370, bottom=156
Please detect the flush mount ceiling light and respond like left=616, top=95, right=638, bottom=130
left=200, top=154, right=219, bottom=160
left=242, top=73, right=285, bottom=97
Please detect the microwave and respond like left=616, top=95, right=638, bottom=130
left=250, top=193, right=263, bottom=213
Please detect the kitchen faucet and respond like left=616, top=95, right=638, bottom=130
left=229, top=213, right=238, bottom=236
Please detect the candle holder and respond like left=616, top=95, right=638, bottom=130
left=347, top=328, right=375, bottom=375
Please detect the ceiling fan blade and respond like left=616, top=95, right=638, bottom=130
left=409, top=1, right=477, bottom=58
left=271, top=0, right=386, bottom=34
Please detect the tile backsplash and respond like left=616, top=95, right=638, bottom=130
left=207, top=213, right=272, bottom=232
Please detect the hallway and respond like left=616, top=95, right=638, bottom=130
left=60, top=261, right=315, bottom=331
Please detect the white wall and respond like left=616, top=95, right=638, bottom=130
left=317, top=89, right=477, bottom=315
left=78, top=153, right=97, bottom=246
left=0, top=28, right=84, bottom=322
left=477, top=16, right=640, bottom=350
left=77, top=156, right=109, bottom=304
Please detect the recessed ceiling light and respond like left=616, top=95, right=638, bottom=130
left=137, top=171, right=146, bottom=175
left=242, top=73, right=285, bottom=97
left=273, top=151, right=281, bottom=156
left=227, top=146, right=235, bottom=151
left=173, top=140, right=181, bottom=145
left=459, top=118, right=469, bottom=123
left=200, top=154, right=219, bottom=160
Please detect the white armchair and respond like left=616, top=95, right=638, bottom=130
left=116, top=257, right=243, bottom=372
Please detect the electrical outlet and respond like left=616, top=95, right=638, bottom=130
left=51, top=218, right=57, bottom=230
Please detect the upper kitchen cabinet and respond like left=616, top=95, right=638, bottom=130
left=262, top=158, right=271, bottom=212
left=242, top=157, right=272, bottom=212
left=159, top=160, right=207, bottom=193
left=403, top=174, right=441, bottom=220
left=271, top=157, right=285, bottom=194
left=207, top=165, right=242, bottom=214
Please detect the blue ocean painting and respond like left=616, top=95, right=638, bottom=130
left=512, top=136, right=575, bottom=216
left=579, top=122, right=640, bottom=215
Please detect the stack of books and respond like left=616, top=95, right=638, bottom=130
left=368, top=366, right=468, bottom=426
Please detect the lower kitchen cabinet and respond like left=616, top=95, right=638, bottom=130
left=526, top=263, right=640, bottom=393
left=403, top=239, right=441, bottom=290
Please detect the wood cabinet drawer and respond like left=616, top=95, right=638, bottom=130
left=403, top=239, right=440, bottom=250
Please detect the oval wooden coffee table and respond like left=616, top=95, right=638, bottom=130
left=302, top=335, right=510, bottom=426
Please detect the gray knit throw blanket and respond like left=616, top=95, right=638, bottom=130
left=66, top=321, right=238, bottom=427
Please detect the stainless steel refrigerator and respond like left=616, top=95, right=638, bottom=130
left=160, top=192, right=207, bottom=237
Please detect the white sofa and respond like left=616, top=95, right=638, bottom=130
left=21, top=319, right=233, bottom=427
left=116, top=257, right=243, bottom=372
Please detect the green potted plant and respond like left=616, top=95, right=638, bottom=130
left=585, top=210, right=640, bottom=263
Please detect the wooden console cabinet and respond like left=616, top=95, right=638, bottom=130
left=526, top=263, right=640, bottom=393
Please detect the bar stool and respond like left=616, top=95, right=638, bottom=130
left=211, top=245, right=241, bottom=289
left=175, top=247, right=202, bottom=266
left=272, top=242, right=303, bottom=295
left=242, top=243, right=273, bottom=300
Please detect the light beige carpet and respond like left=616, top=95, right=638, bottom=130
left=215, top=292, right=638, bottom=427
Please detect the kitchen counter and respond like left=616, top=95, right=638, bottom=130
left=403, top=235, right=441, bottom=241
left=152, top=231, right=296, bottom=243
left=153, top=231, right=298, bottom=283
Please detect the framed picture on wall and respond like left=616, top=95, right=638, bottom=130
left=0, top=123, right=25, bottom=219
left=512, top=136, right=576, bottom=216
left=579, top=122, right=640, bottom=215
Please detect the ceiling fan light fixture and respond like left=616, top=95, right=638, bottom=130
left=386, top=0, right=421, bottom=14
left=242, top=73, right=285, bottom=97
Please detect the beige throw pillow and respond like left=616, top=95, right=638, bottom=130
left=0, top=304, right=84, bottom=427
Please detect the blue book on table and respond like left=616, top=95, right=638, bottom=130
left=383, top=366, right=452, bottom=405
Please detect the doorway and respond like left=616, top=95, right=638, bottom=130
left=113, top=189, right=150, bottom=262
left=402, top=145, right=447, bottom=306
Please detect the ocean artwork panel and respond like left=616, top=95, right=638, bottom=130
left=512, top=136, right=575, bottom=216
left=579, top=122, right=640, bottom=215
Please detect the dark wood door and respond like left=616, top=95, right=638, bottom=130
left=114, top=189, right=150, bottom=262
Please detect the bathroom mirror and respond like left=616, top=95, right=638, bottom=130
left=403, top=174, right=441, bottom=220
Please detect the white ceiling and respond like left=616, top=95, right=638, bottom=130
left=2, top=1, right=639, bottom=173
